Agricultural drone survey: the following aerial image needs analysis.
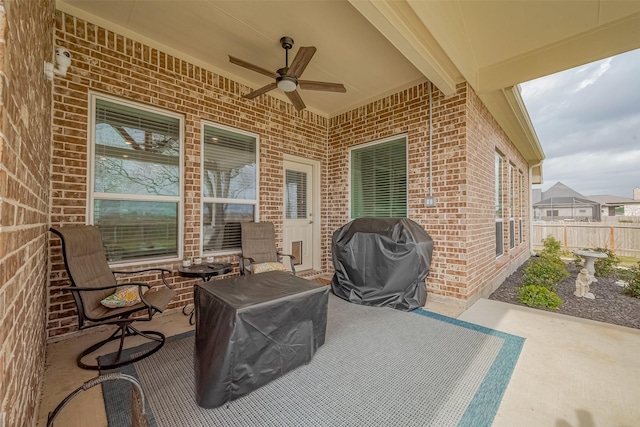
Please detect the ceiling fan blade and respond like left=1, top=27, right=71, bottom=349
left=286, top=46, right=316, bottom=78
left=286, top=90, right=306, bottom=111
left=244, top=82, right=277, bottom=99
left=298, top=80, right=346, bottom=93
left=229, top=56, right=278, bottom=79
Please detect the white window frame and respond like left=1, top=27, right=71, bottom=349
left=87, top=92, right=184, bottom=266
left=200, top=121, right=259, bottom=256
left=348, top=134, right=408, bottom=219
left=518, top=170, right=524, bottom=244
left=495, top=152, right=504, bottom=257
left=508, top=163, right=516, bottom=250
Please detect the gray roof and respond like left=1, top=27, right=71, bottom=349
left=534, top=196, right=598, bottom=207
left=542, top=182, right=586, bottom=200
left=587, top=195, right=640, bottom=205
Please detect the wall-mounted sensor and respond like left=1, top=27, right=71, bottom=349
left=44, top=46, right=71, bottom=81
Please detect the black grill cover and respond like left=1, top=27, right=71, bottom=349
left=331, top=217, right=433, bottom=311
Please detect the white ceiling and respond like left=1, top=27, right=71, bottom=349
left=58, top=0, right=426, bottom=116
left=58, top=0, right=640, bottom=165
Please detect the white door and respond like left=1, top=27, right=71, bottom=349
left=283, top=160, right=314, bottom=272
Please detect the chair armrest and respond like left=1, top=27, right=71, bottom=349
left=112, top=268, right=172, bottom=289
left=112, top=268, right=172, bottom=275
left=62, top=283, right=157, bottom=310
left=61, top=284, right=124, bottom=292
left=61, top=283, right=151, bottom=293
left=238, top=256, right=255, bottom=276
left=276, top=253, right=297, bottom=275
left=47, top=373, right=146, bottom=427
left=277, top=252, right=296, bottom=261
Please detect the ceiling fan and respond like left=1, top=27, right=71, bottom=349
left=229, top=36, right=346, bottom=111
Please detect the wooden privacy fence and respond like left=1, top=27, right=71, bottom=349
left=533, top=223, right=640, bottom=257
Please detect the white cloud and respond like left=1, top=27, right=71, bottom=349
left=522, top=48, right=640, bottom=198
left=574, top=58, right=612, bottom=92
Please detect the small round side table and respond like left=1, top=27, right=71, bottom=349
left=178, top=262, right=232, bottom=324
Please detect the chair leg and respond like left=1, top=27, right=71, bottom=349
left=77, top=323, right=166, bottom=370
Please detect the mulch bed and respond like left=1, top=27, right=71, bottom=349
left=489, top=258, right=640, bottom=330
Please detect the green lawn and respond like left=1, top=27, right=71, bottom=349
left=618, top=255, right=640, bottom=269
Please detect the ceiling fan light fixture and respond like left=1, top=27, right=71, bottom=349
left=277, top=76, right=297, bottom=92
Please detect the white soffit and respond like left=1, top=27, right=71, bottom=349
left=406, top=0, right=640, bottom=93
left=348, top=0, right=463, bottom=97
left=58, top=0, right=425, bottom=117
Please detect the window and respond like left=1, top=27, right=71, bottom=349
left=495, top=152, right=504, bottom=257
left=518, top=170, right=524, bottom=244
left=351, top=135, right=407, bottom=218
left=90, top=95, right=183, bottom=262
left=547, top=210, right=559, bottom=217
left=508, top=164, right=515, bottom=250
left=202, top=123, right=258, bottom=254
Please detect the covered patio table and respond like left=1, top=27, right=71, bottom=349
left=194, top=271, right=329, bottom=408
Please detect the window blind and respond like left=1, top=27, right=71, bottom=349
left=286, top=170, right=307, bottom=219
left=94, top=98, right=180, bottom=196
left=495, top=152, right=504, bottom=257
left=351, top=137, right=407, bottom=218
left=91, top=96, right=182, bottom=262
left=202, top=124, right=257, bottom=253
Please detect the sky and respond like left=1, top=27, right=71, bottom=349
left=520, top=48, right=640, bottom=199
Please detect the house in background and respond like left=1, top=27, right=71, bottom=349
left=588, top=189, right=640, bottom=218
left=2, top=1, right=640, bottom=425
left=533, top=183, right=640, bottom=222
left=533, top=182, right=601, bottom=222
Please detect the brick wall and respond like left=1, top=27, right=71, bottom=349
left=0, top=0, right=54, bottom=425
left=329, top=82, right=530, bottom=303
left=48, top=10, right=532, bottom=339
left=465, top=85, right=530, bottom=301
left=49, top=11, right=328, bottom=338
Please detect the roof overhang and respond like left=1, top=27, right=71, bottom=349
left=353, top=0, right=640, bottom=184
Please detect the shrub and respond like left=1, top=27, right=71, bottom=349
left=591, top=247, right=620, bottom=277
left=517, top=285, right=562, bottom=310
left=523, top=236, right=570, bottom=291
left=541, top=235, right=562, bottom=256
left=621, top=262, right=640, bottom=299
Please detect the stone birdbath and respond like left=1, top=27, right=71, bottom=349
left=573, top=250, right=608, bottom=282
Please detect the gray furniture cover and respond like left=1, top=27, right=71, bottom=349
left=331, top=217, right=433, bottom=311
left=194, top=271, right=329, bottom=408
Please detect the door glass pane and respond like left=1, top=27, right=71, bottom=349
left=285, top=170, right=307, bottom=219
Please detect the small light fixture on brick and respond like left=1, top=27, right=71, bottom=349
left=44, top=46, right=71, bottom=81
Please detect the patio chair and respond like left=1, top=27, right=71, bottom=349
left=50, top=225, right=176, bottom=370
left=239, top=222, right=296, bottom=275
left=47, top=372, right=149, bottom=427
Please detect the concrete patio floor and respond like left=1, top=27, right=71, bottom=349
left=36, top=296, right=640, bottom=426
